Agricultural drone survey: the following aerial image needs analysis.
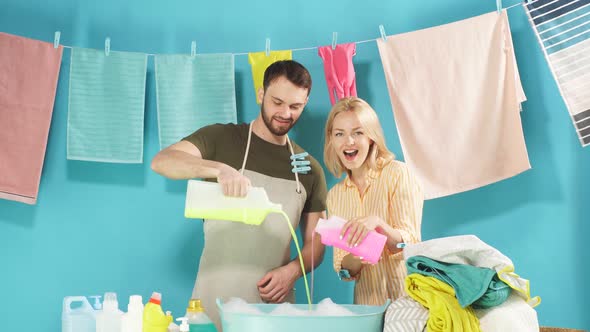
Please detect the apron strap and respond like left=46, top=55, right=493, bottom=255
left=241, top=121, right=302, bottom=194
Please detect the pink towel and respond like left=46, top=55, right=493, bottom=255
left=377, top=11, right=530, bottom=199
left=318, top=43, right=357, bottom=105
left=0, top=32, right=63, bottom=204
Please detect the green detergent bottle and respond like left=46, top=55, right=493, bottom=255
left=185, top=299, right=217, bottom=332
left=184, top=180, right=282, bottom=225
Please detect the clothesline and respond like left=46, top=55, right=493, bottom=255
left=56, top=2, right=524, bottom=57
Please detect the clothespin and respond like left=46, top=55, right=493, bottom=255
left=191, top=41, right=197, bottom=57
left=53, top=31, right=61, bottom=49
left=292, top=165, right=311, bottom=174
left=291, top=152, right=309, bottom=160
left=290, top=152, right=311, bottom=174
left=265, top=38, right=271, bottom=56
left=105, top=37, right=111, bottom=56
left=496, top=0, right=502, bottom=13
left=332, top=32, right=338, bottom=50
left=379, top=24, right=387, bottom=42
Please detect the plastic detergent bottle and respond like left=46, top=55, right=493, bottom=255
left=315, top=216, right=387, bottom=264
left=185, top=299, right=217, bottom=332
left=62, top=296, right=97, bottom=332
left=96, top=292, right=122, bottom=332
left=185, top=180, right=312, bottom=309
left=184, top=180, right=282, bottom=225
left=143, top=292, right=173, bottom=332
left=122, top=295, right=144, bottom=332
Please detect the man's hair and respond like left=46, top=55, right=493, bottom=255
left=263, top=60, right=312, bottom=95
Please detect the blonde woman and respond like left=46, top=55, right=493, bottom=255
left=324, top=97, right=424, bottom=305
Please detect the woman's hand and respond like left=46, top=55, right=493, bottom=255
left=341, top=254, right=374, bottom=278
left=340, top=216, right=385, bottom=247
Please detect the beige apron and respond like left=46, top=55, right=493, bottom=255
left=192, top=123, right=307, bottom=331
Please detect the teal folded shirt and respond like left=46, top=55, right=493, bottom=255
left=406, top=255, right=511, bottom=308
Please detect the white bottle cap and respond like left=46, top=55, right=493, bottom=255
left=103, top=292, right=118, bottom=311
left=129, top=295, right=142, bottom=305
left=176, top=317, right=189, bottom=332
left=151, top=292, right=162, bottom=301
left=128, top=295, right=143, bottom=311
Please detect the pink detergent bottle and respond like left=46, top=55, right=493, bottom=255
left=315, top=216, right=387, bottom=264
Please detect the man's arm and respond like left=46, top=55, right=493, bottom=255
left=257, top=210, right=326, bottom=303
left=151, top=141, right=250, bottom=197
left=151, top=141, right=223, bottom=179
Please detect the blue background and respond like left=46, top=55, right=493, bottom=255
left=1, top=0, right=588, bottom=330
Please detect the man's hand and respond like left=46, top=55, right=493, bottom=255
left=216, top=164, right=251, bottom=197
left=257, top=265, right=299, bottom=303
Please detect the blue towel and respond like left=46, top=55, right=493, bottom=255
left=155, top=53, right=237, bottom=149
left=67, top=48, right=147, bottom=163
left=406, top=255, right=509, bottom=308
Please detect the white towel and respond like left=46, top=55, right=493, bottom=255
left=476, top=294, right=539, bottom=332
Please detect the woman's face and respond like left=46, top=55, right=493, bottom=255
left=331, top=111, right=373, bottom=173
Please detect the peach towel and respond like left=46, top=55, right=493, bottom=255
left=377, top=11, right=530, bottom=199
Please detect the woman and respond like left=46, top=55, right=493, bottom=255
left=324, top=97, right=424, bottom=305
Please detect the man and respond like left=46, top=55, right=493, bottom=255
left=151, top=60, right=327, bottom=330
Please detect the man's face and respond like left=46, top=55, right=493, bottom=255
left=258, top=76, right=309, bottom=136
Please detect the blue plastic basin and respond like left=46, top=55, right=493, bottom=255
left=216, top=299, right=390, bottom=332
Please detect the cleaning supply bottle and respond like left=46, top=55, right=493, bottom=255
left=185, top=180, right=282, bottom=225
left=62, top=296, right=97, bottom=332
left=315, top=216, right=388, bottom=264
left=122, top=295, right=144, bottom=332
left=176, top=317, right=189, bottom=332
left=96, top=292, right=122, bottom=332
left=143, top=292, right=173, bottom=332
left=185, top=299, right=217, bottom=332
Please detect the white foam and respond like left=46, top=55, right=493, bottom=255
left=223, top=298, right=264, bottom=315
left=269, top=302, right=307, bottom=316
left=314, top=298, right=356, bottom=316
left=222, top=298, right=357, bottom=316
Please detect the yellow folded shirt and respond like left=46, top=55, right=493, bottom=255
left=405, top=273, right=481, bottom=332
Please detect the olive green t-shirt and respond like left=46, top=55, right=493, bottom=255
left=183, top=123, right=327, bottom=213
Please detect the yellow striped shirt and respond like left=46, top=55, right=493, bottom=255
left=327, top=160, right=424, bottom=305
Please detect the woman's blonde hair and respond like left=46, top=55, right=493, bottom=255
left=324, top=97, right=394, bottom=178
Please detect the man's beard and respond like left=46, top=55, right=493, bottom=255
left=261, top=103, right=296, bottom=136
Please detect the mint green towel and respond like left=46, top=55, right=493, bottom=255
left=406, top=255, right=510, bottom=308
left=155, top=53, right=237, bottom=149
left=67, top=48, right=147, bottom=163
